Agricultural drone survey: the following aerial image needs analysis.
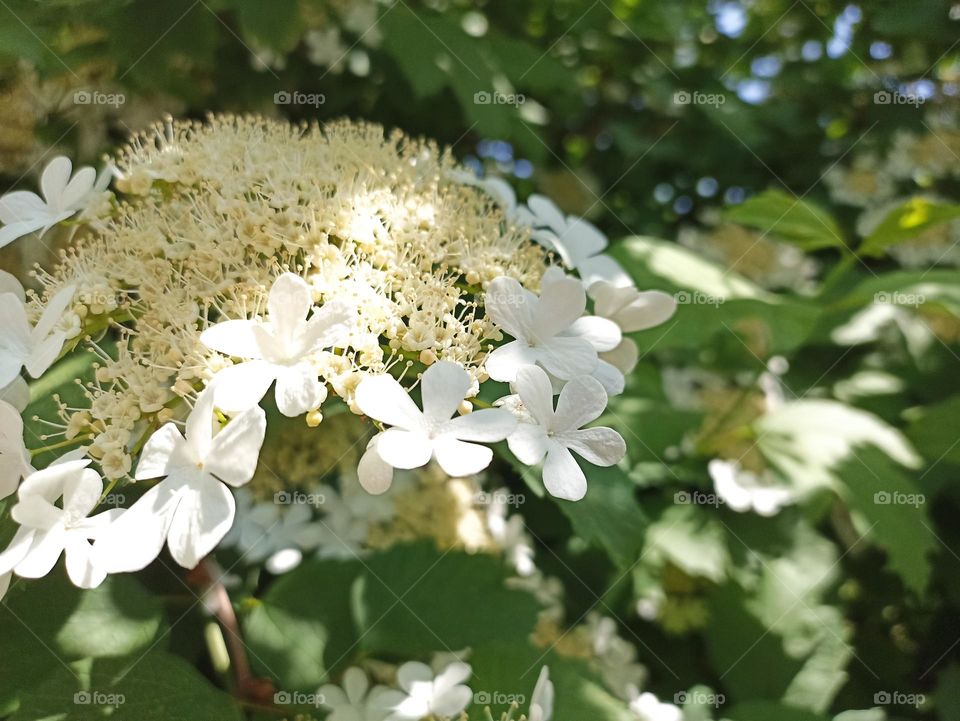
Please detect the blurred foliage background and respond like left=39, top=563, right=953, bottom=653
left=1, top=1, right=960, bottom=720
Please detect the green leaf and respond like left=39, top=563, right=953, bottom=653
left=352, top=542, right=541, bottom=656
left=380, top=7, right=454, bottom=98
left=906, top=395, right=960, bottom=468
left=242, top=558, right=363, bottom=690
left=557, top=465, right=647, bottom=568
left=0, top=572, right=166, bottom=710
left=642, top=503, right=729, bottom=583
left=935, top=664, right=960, bottom=721
left=725, top=702, right=827, bottom=721
left=838, top=448, right=937, bottom=593
left=859, top=198, right=960, bottom=257
left=725, top=190, right=845, bottom=251
left=10, top=651, right=242, bottom=721
left=233, top=0, right=304, bottom=52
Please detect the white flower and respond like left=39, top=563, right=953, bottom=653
left=517, top=194, right=630, bottom=286
left=484, top=274, right=619, bottom=384
left=201, top=273, right=353, bottom=417
left=506, top=366, right=625, bottom=501
left=529, top=666, right=554, bottom=721
left=629, top=691, right=683, bottom=721
left=589, top=280, right=677, bottom=374
left=355, top=361, right=517, bottom=478
left=379, top=661, right=473, bottom=721
left=708, top=459, right=794, bottom=517
left=221, top=488, right=324, bottom=574
left=357, top=434, right=396, bottom=495
left=94, top=385, right=266, bottom=572
left=0, top=400, right=33, bottom=500
left=0, top=456, right=119, bottom=588
left=319, top=667, right=392, bottom=721
left=315, top=481, right=399, bottom=559
left=0, top=283, right=76, bottom=389
left=0, top=156, right=105, bottom=248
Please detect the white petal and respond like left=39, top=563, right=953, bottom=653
left=14, top=526, right=67, bottom=578
left=507, top=423, right=550, bottom=466
left=535, top=336, right=597, bottom=380
left=64, top=534, right=107, bottom=589
left=186, top=384, right=221, bottom=459
left=433, top=438, right=494, bottom=476
left=93, top=482, right=179, bottom=573
left=200, top=319, right=265, bottom=359
left=343, top=667, right=370, bottom=704
left=513, top=366, right=556, bottom=425
left=525, top=195, right=566, bottom=232
left=542, top=444, right=587, bottom=501
left=601, top=338, right=639, bottom=375
left=62, top=468, right=104, bottom=517
left=24, top=332, right=66, bottom=378
left=0, top=191, right=46, bottom=225
left=135, top=423, right=189, bottom=481
left=532, top=274, right=585, bottom=339
left=445, top=408, right=516, bottom=442
left=205, top=405, right=267, bottom=487
left=420, top=361, right=471, bottom=424
left=563, top=218, right=608, bottom=263
left=578, top=254, right=632, bottom=288
left=376, top=428, right=433, bottom=470
left=354, top=373, right=423, bottom=429
left=40, top=156, right=73, bottom=205
left=397, top=661, right=434, bottom=691
left=591, top=359, right=626, bottom=397
left=209, top=360, right=276, bottom=414
left=558, top=427, right=625, bottom=466
left=565, top=316, right=621, bottom=352
left=12, top=493, right=63, bottom=529
left=485, top=340, right=538, bottom=383
left=0, top=376, right=30, bottom=411
left=0, top=220, right=45, bottom=249
left=0, top=270, right=25, bottom=300
left=59, top=167, right=96, bottom=210
left=485, top=277, right=535, bottom=340
left=553, top=375, right=608, bottom=431
left=166, top=480, right=236, bottom=569
left=301, top=301, right=353, bottom=352
left=0, top=526, right=35, bottom=574
left=274, top=363, right=325, bottom=417
left=18, top=458, right=91, bottom=502
left=268, top=273, right=312, bottom=343
left=357, top=436, right=394, bottom=495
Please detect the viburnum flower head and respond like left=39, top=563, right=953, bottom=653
left=201, top=272, right=353, bottom=416
left=484, top=272, right=620, bottom=384
left=0, top=454, right=120, bottom=588
left=506, top=366, right=626, bottom=501
left=95, top=384, right=266, bottom=572
left=0, top=283, right=76, bottom=389
left=355, top=361, right=517, bottom=486
left=0, top=156, right=107, bottom=248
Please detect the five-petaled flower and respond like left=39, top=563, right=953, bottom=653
left=506, top=366, right=626, bottom=501
left=0, top=156, right=108, bottom=248
left=0, top=454, right=119, bottom=588
left=201, top=272, right=353, bottom=417
left=589, top=280, right=677, bottom=374
left=483, top=273, right=620, bottom=384
left=379, top=661, right=473, bottom=721
left=95, top=384, right=266, bottom=571
left=355, top=361, right=517, bottom=482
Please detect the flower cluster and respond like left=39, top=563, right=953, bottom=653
left=0, top=115, right=674, bottom=595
